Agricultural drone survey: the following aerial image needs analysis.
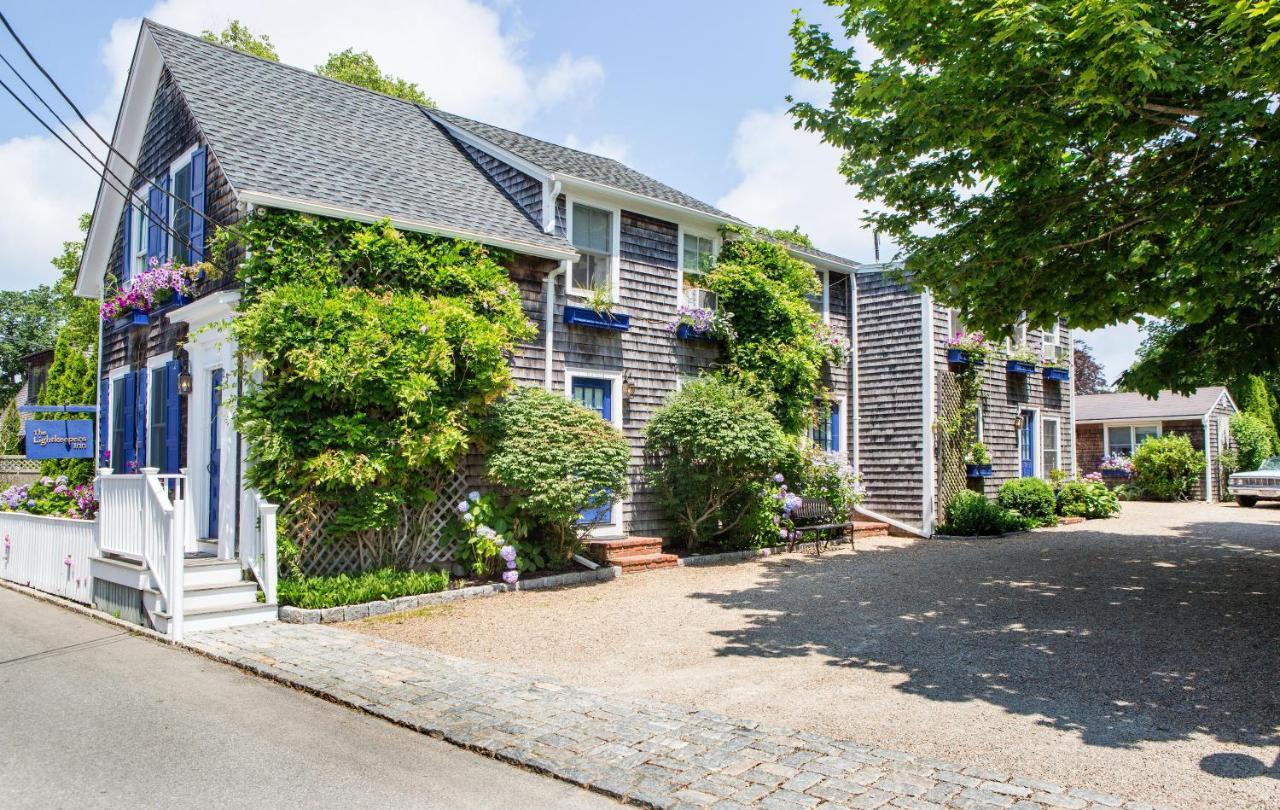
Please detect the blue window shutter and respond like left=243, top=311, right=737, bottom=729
left=134, top=368, right=148, bottom=469
left=121, top=202, right=132, bottom=281
left=145, top=175, right=169, bottom=266
left=98, top=379, right=110, bottom=466
left=121, top=373, right=136, bottom=471
left=830, top=404, right=841, bottom=453
left=188, top=147, right=206, bottom=264
left=164, top=360, right=181, bottom=473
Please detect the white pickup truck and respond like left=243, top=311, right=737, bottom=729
left=1228, top=456, right=1280, bottom=507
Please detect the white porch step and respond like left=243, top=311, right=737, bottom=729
left=182, top=581, right=262, bottom=612
left=151, top=602, right=279, bottom=635
left=183, top=558, right=244, bottom=588
left=196, top=539, right=219, bottom=556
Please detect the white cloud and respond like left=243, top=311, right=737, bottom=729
left=1080, top=321, right=1143, bottom=385
left=563, top=132, right=630, bottom=163
left=1, top=0, right=604, bottom=290
left=716, top=106, right=888, bottom=263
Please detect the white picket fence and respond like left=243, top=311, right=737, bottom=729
left=0, top=511, right=98, bottom=604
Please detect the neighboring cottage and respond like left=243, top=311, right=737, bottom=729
left=70, top=20, right=1078, bottom=633
left=1074, top=387, right=1237, bottom=501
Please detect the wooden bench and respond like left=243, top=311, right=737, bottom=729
left=787, top=497, right=856, bottom=555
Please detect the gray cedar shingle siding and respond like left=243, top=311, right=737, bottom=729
left=456, top=141, right=543, bottom=228
left=855, top=271, right=927, bottom=526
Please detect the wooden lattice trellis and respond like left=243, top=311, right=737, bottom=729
left=935, top=371, right=973, bottom=520
left=280, top=467, right=467, bottom=577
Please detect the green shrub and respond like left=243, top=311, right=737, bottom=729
left=1230, top=412, right=1275, bottom=473
left=793, top=446, right=864, bottom=523
left=938, top=490, right=1028, bottom=536
left=276, top=566, right=449, bottom=609
left=1056, top=479, right=1120, bottom=519
left=997, top=477, right=1057, bottom=526
left=485, top=387, right=630, bottom=564
left=1131, top=434, right=1206, bottom=500
left=644, top=376, right=792, bottom=550
left=0, top=400, right=20, bottom=455
left=1112, top=482, right=1145, bottom=501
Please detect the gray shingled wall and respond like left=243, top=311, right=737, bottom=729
left=457, top=141, right=543, bottom=227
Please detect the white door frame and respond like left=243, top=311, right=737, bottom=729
left=1017, top=406, right=1042, bottom=478
left=563, top=367, right=626, bottom=537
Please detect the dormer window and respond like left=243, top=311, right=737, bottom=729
left=680, top=232, right=716, bottom=309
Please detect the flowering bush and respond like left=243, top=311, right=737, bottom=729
left=947, top=330, right=989, bottom=363
left=448, top=490, right=550, bottom=579
left=811, top=322, right=850, bottom=364
left=0, top=476, right=98, bottom=520
left=667, top=304, right=735, bottom=340
left=100, top=258, right=202, bottom=321
left=794, top=448, right=864, bottom=522
left=1098, top=453, right=1134, bottom=474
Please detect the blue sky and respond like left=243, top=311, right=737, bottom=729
left=0, top=0, right=1140, bottom=378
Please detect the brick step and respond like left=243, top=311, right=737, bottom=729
left=611, top=552, right=680, bottom=573
left=585, top=537, right=664, bottom=564
left=852, top=521, right=890, bottom=539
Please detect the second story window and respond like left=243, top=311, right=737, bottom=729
left=130, top=202, right=147, bottom=279
left=681, top=233, right=716, bottom=309
left=570, top=203, right=613, bottom=294
left=1042, top=319, right=1062, bottom=362
left=171, top=159, right=193, bottom=262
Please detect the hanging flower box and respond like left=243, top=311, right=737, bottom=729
left=947, top=348, right=986, bottom=366
left=676, top=323, right=717, bottom=342
left=946, top=331, right=988, bottom=367
left=1043, top=366, right=1070, bottom=382
left=563, top=305, right=630, bottom=331
left=668, top=305, right=734, bottom=343
left=100, top=258, right=203, bottom=324
left=113, top=310, right=150, bottom=331
left=1101, top=469, right=1131, bottom=478
left=1099, top=453, right=1133, bottom=478
left=1006, top=359, right=1037, bottom=375
left=966, top=464, right=994, bottom=478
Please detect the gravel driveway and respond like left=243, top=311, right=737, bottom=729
left=354, top=501, right=1280, bottom=808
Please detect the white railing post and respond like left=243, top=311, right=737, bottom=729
left=260, top=500, right=278, bottom=605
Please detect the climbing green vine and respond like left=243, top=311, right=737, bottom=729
left=212, top=210, right=535, bottom=538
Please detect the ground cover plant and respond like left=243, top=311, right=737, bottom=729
left=276, top=566, right=449, bottom=609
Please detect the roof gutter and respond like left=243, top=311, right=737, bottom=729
left=236, top=190, right=578, bottom=262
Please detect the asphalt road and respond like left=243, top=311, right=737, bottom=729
left=0, top=587, right=615, bottom=809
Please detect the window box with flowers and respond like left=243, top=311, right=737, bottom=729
left=668, top=305, right=735, bottom=342
left=947, top=331, right=989, bottom=367
left=100, top=258, right=205, bottom=328
left=1099, top=453, right=1134, bottom=478
left=965, top=441, right=993, bottom=478
left=1042, top=354, right=1070, bottom=382
left=1006, top=345, right=1039, bottom=375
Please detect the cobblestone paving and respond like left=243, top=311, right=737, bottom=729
left=190, top=623, right=1171, bottom=810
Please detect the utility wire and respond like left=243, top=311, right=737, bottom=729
left=0, top=10, right=236, bottom=239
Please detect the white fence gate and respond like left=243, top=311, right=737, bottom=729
left=0, top=511, right=98, bottom=604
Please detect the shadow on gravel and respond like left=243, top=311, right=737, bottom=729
left=691, top=512, right=1280, bottom=753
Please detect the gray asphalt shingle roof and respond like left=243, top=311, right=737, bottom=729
left=145, top=21, right=573, bottom=257
left=1075, top=387, right=1233, bottom=422
left=428, top=109, right=746, bottom=224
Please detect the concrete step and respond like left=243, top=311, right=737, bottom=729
left=585, top=537, right=664, bottom=564
left=611, top=552, right=679, bottom=573
left=151, top=602, right=277, bottom=635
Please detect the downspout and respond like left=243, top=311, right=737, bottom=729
left=849, top=272, right=860, bottom=473
left=94, top=283, right=106, bottom=490
left=920, top=290, right=936, bottom=536
left=1202, top=414, right=1213, bottom=503
left=1068, top=326, right=1077, bottom=476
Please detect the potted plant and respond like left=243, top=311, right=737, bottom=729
left=100, top=258, right=201, bottom=328
left=947, top=331, right=988, bottom=366
left=1041, top=353, right=1070, bottom=382
left=965, top=442, right=993, bottom=477
left=669, top=305, right=735, bottom=342
left=564, top=284, right=631, bottom=331
left=1099, top=453, right=1133, bottom=478
left=1006, top=345, right=1038, bottom=375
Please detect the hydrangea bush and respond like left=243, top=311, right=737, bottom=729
left=0, top=476, right=98, bottom=520
left=449, top=490, right=551, bottom=580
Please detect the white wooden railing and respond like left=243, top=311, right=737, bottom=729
left=99, top=467, right=191, bottom=639
left=0, top=511, right=98, bottom=603
left=239, top=487, right=278, bottom=604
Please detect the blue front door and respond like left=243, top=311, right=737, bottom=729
left=1020, top=409, right=1036, bottom=478
left=571, top=378, right=613, bottom=525
left=208, top=369, right=223, bottom=538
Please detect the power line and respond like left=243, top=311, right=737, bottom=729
left=0, top=10, right=234, bottom=239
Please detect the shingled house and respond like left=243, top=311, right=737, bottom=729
left=72, top=20, right=1074, bottom=634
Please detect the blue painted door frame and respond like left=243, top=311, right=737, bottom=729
left=207, top=368, right=223, bottom=538
left=571, top=377, right=613, bottom=525
left=1019, top=409, right=1036, bottom=478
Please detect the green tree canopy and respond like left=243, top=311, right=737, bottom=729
left=790, top=1, right=1280, bottom=395
left=316, top=49, right=435, bottom=106
left=200, top=20, right=279, bottom=61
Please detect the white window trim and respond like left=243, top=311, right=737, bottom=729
left=821, top=269, right=831, bottom=324
left=949, top=308, right=966, bottom=338
left=563, top=367, right=625, bottom=537
left=563, top=193, right=621, bottom=303
left=975, top=404, right=984, bottom=443
left=129, top=193, right=147, bottom=279
left=144, top=351, right=174, bottom=470
left=826, top=394, right=847, bottom=453
left=1041, top=415, right=1061, bottom=478
left=1017, top=406, right=1042, bottom=478
left=1102, top=422, right=1162, bottom=455
left=164, top=144, right=199, bottom=263
left=675, top=225, right=719, bottom=309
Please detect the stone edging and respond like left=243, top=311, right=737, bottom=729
left=935, top=516, right=1091, bottom=541
left=279, top=564, right=622, bottom=624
